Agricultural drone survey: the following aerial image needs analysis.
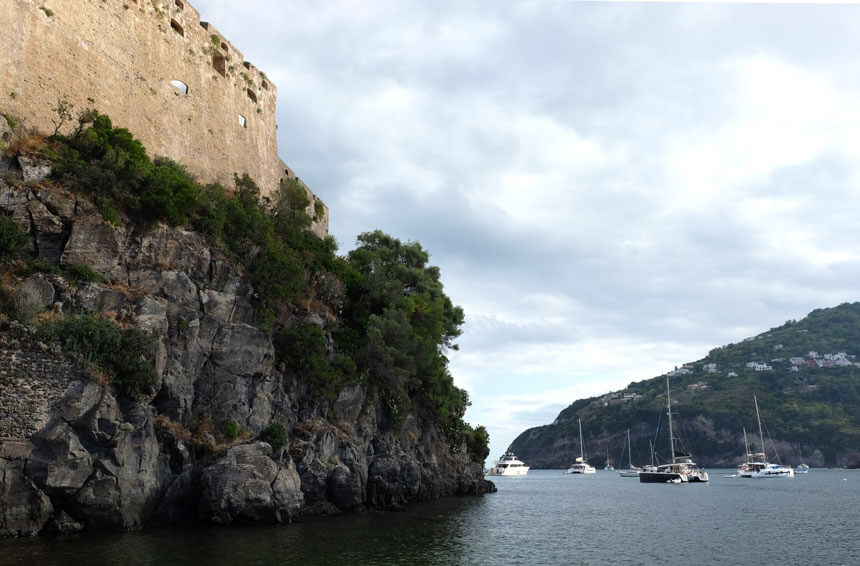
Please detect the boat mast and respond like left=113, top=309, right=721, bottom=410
left=578, top=418, right=585, bottom=461
left=666, top=375, right=676, bottom=464
left=754, top=395, right=766, bottom=459
left=743, top=427, right=750, bottom=463
left=627, top=429, right=633, bottom=468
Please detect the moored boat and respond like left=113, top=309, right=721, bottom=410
left=565, top=419, right=596, bottom=474
left=617, top=428, right=642, bottom=477
left=639, top=375, right=709, bottom=484
left=737, top=397, right=794, bottom=479
left=486, top=452, right=530, bottom=476
left=796, top=446, right=810, bottom=474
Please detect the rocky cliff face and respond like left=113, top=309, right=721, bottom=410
left=0, top=157, right=494, bottom=537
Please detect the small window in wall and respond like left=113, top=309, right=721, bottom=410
left=221, top=42, right=228, bottom=52
left=213, top=53, right=226, bottom=77
left=175, top=0, right=184, bottom=10
left=238, top=114, right=246, bottom=128
left=170, top=80, right=189, bottom=95
left=247, top=89, right=257, bottom=103
left=261, top=80, right=268, bottom=90
left=170, top=19, right=184, bottom=36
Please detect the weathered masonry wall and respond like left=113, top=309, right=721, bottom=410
left=1, top=0, right=328, bottom=237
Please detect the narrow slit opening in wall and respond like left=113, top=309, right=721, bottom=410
left=170, top=19, right=184, bottom=36
left=247, top=89, right=257, bottom=103
left=221, top=42, right=228, bottom=52
left=170, top=80, right=189, bottom=95
left=238, top=114, right=246, bottom=128
left=261, top=81, right=268, bottom=90
left=175, top=0, right=184, bottom=10
left=213, top=54, right=226, bottom=77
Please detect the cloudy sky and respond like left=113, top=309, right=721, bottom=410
left=193, top=0, right=860, bottom=460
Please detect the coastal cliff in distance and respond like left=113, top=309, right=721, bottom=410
left=510, top=304, right=860, bottom=469
left=0, top=114, right=493, bottom=537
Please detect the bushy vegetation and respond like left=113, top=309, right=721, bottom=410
left=0, top=212, right=31, bottom=266
left=275, top=321, right=349, bottom=401
left=260, top=422, right=286, bottom=452
left=65, top=263, right=102, bottom=283
left=222, top=419, right=240, bottom=442
left=35, top=313, right=158, bottom=398
left=334, top=231, right=483, bottom=451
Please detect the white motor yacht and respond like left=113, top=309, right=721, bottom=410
left=486, top=452, right=530, bottom=476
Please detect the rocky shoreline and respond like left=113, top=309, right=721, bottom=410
left=0, top=156, right=495, bottom=537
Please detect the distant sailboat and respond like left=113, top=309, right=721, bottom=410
left=617, top=429, right=641, bottom=477
left=565, top=419, right=596, bottom=474
left=796, top=445, right=810, bottom=474
left=737, top=396, right=794, bottom=478
left=604, top=449, right=614, bottom=471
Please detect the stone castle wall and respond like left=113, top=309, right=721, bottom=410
left=0, top=0, right=328, bottom=237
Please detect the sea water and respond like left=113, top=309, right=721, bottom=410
left=1, top=469, right=857, bottom=565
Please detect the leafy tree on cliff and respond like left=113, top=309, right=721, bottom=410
left=338, top=231, right=475, bottom=448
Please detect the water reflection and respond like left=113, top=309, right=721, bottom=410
left=2, top=471, right=859, bottom=565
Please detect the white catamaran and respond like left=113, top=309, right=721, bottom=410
left=737, top=396, right=794, bottom=479
left=565, top=419, right=596, bottom=474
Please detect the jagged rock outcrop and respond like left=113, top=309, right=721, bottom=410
left=0, top=165, right=494, bottom=537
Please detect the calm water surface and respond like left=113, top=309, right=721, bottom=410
left=2, top=469, right=858, bottom=565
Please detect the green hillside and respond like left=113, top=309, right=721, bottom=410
left=509, top=303, right=860, bottom=469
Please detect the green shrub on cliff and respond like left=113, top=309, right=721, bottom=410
left=260, top=422, right=286, bottom=452
left=0, top=212, right=32, bottom=266
left=49, top=113, right=151, bottom=214
left=65, top=263, right=102, bottom=283
left=36, top=313, right=157, bottom=398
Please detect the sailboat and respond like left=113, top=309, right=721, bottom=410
left=565, top=418, right=596, bottom=474
left=737, top=396, right=794, bottom=478
left=639, top=375, right=709, bottom=484
left=796, top=445, right=810, bottom=474
left=617, top=429, right=642, bottom=477
left=604, top=449, right=614, bottom=471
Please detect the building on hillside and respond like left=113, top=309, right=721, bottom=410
left=1, top=0, right=328, bottom=237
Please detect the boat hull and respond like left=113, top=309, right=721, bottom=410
left=738, top=468, right=794, bottom=478
left=565, top=464, right=596, bottom=474
left=639, top=470, right=686, bottom=483
left=486, top=467, right=530, bottom=477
